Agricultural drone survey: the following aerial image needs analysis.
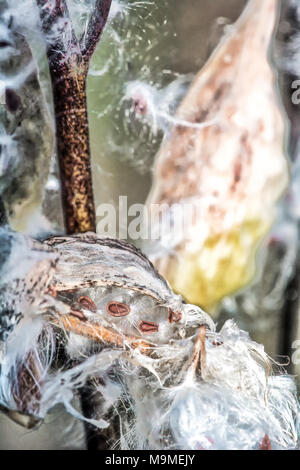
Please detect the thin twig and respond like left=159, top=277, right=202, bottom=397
left=81, top=0, right=112, bottom=62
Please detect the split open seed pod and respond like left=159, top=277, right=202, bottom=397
left=0, top=232, right=298, bottom=449
left=44, top=233, right=214, bottom=346
left=0, top=232, right=213, bottom=425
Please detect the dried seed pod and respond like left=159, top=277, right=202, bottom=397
left=44, top=234, right=215, bottom=336
left=146, top=0, right=288, bottom=311
left=138, top=320, right=159, bottom=333
left=0, top=231, right=299, bottom=449
left=0, top=232, right=214, bottom=429
left=107, top=301, right=130, bottom=317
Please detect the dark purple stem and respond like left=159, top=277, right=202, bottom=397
left=36, top=0, right=112, bottom=234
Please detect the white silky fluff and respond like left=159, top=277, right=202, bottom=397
left=113, top=320, right=298, bottom=450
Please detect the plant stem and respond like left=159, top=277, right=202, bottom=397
left=36, top=0, right=112, bottom=233
left=50, top=58, right=94, bottom=233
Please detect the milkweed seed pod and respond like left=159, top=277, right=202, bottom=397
left=145, top=0, right=289, bottom=312
left=44, top=233, right=215, bottom=346
left=0, top=232, right=213, bottom=424
left=0, top=3, right=53, bottom=233
left=0, top=233, right=299, bottom=449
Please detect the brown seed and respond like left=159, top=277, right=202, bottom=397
left=78, top=296, right=97, bottom=313
left=138, top=320, right=159, bottom=333
left=107, top=301, right=130, bottom=317
left=259, top=434, right=271, bottom=451
left=69, top=308, right=87, bottom=321
left=168, top=308, right=182, bottom=323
